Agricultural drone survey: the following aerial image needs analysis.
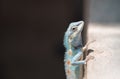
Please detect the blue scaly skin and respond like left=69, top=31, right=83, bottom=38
left=64, top=21, right=89, bottom=79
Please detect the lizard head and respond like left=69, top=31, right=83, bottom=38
left=64, top=21, right=84, bottom=49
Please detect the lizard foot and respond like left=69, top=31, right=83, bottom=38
left=84, top=55, right=94, bottom=64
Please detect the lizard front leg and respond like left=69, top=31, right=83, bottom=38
left=71, top=51, right=94, bottom=65
left=71, top=40, right=95, bottom=65
left=71, top=51, right=86, bottom=65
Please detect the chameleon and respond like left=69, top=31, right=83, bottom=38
left=63, top=21, right=93, bottom=79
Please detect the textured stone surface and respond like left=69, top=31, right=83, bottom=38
left=86, top=23, right=120, bottom=79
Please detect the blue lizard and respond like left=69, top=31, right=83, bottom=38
left=63, top=21, right=92, bottom=79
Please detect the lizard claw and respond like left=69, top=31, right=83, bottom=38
left=85, top=55, right=94, bottom=63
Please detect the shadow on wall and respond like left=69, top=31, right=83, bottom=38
left=88, top=0, right=120, bottom=24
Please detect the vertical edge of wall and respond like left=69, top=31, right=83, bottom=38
left=82, top=0, right=90, bottom=45
left=82, top=0, right=90, bottom=79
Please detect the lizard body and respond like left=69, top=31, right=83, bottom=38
left=63, top=21, right=86, bottom=79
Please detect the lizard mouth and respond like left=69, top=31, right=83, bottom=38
left=77, top=21, right=84, bottom=32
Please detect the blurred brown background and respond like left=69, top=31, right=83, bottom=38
left=0, top=0, right=85, bottom=79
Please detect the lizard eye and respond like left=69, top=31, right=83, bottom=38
left=71, top=27, right=77, bottom=32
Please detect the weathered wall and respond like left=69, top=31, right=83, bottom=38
left=86, top=24, right=120, bottom=79
left=85, top=0, right=120, bottom=79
